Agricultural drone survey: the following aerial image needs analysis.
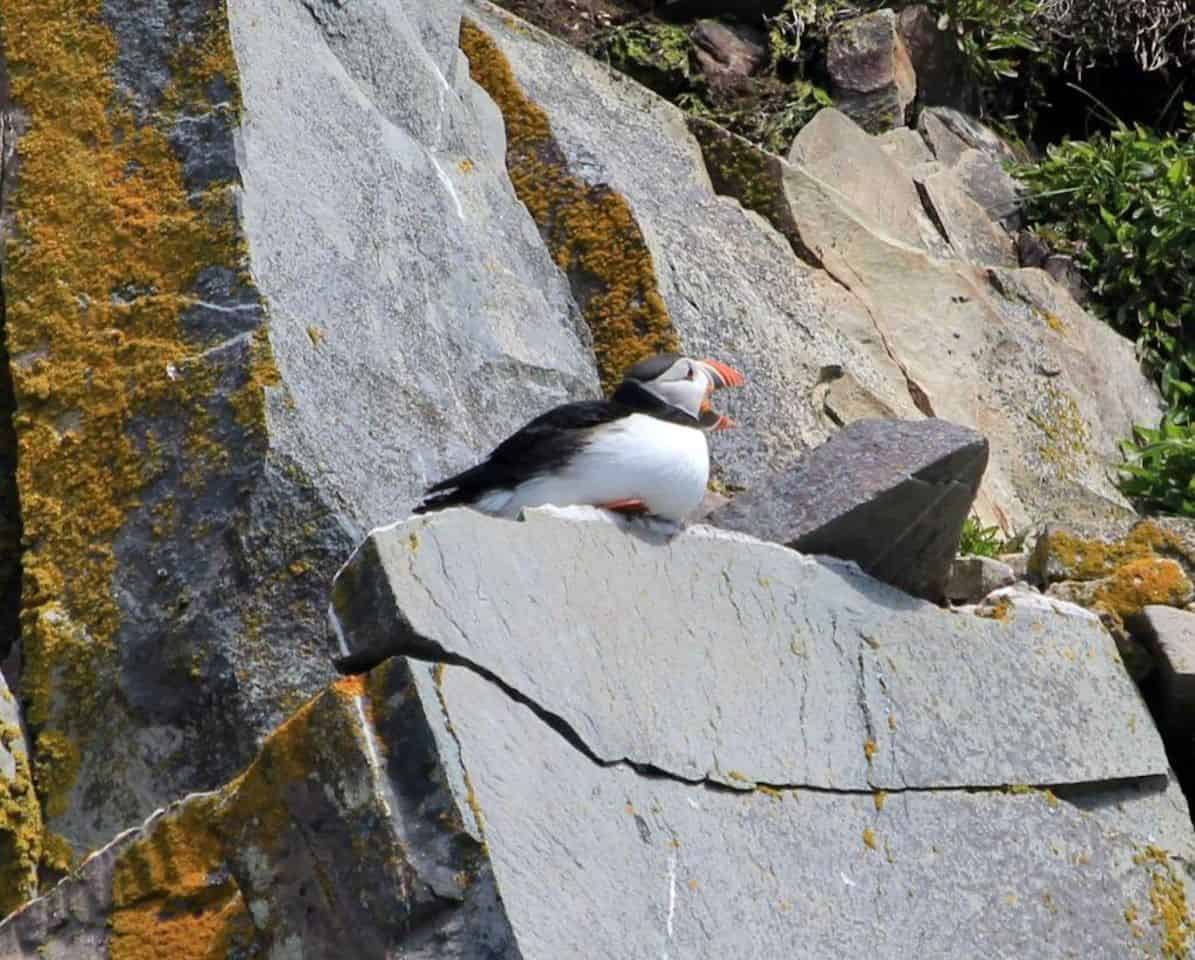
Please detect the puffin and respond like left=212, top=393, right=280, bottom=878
left=413, top=353, right=745, bottom=521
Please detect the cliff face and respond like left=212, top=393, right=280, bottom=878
left=0, top=0, right=1189, bottom=955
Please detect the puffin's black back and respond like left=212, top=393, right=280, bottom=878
left=412, top=400, right=632, bottom=513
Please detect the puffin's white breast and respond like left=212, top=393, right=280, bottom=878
left=500, top=414, right=710, bottom=521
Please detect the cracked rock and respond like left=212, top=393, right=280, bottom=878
left=710, top=418, right=988, bottom=601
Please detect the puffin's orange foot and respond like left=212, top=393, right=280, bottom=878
left=600, top=498, right=648, bottom=515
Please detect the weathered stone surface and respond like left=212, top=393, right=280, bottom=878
left=945, top=555, right=1016, bottom=604
left=920, top=105, right=1018, bottom=166
left=826, top=10, right=916, bottom=133
left=916, top=167, right=1018, bottom=267
left=334, top=507, right=1168, bottom=790
left=1131, top=605, right=1195, bottom=736
left=788, top=108, right=946, bottom=254
left=876, top=126, right=934, bottom=168
left=896, top=4, right=974, bottom=111
left=1032, top=520, right=1195, bottom=586
left=953, top=147, right=1022, bottom=229
left=710, top=419, right=987, bottom=600
left=0, top=0, right=597, bottom=872
left=777, top=129, right=1161, bottom=532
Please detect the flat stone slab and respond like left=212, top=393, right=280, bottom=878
left=434, top=658, right=1190, bottom=959
left=333, top=507, right=1169, bottom=791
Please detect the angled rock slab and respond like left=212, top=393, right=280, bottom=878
left=1132, top=605, right=1195, bottom=736
left=0, top=664, right=512, bottom=958
left=333, top=507, right=1169, bottom=792
left=1, top=0, right=597, bottom=865
left=710, top=418, right=987, bottom=601
left=915, top=167, right=1018, bottom=267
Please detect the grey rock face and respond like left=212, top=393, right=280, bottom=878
left=7, top=507, right=1192, bottom=956
left=945, top=555, right=1017, bottom=604
left=1131, top=605, right=1195, bottom=736
left=826, top=10, right=917, bottom=133
left=710, top=419, right=988, bottom=601
left=2, top=0, right=599, bottom=871
left=915, top=166, right=1018, bottom=267
left=330, top=507, right=1188, bottom=957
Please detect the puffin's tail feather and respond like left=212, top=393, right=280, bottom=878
left=412, top=487, right=471, bottom=515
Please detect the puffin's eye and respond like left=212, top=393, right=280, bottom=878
left=685, top=365, right=695, bottom=380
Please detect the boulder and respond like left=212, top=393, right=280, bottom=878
left=1032, top=520, right=1195, bottom=585
left=709, top=419, right=987, bottom=601
left=4, top=506, right=1193, bottom=955
left=692, top=19, right=767, bottom=85
left=896, top=4, right=975, bottom=111
left=0, top=0, right=597, bottom=873
left=826, top=10, right=917, bottom=133
left=919, top=105, right=1019, bottom=166
left=945, top=555, right=1017, bottom=604
left=1129, top=605, right=1195, bottom=736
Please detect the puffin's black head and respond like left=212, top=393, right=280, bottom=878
left=620, top=353, right=746, bottom=429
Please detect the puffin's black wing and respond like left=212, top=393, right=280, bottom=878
left=413, top=400, right=630, bottom=514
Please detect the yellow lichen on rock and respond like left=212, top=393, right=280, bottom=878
left=1132, top=845, right=1193, bottom=959
left=459, top=20, right=680, bottom=393
left=0, top=721, right=42, bottom=915
left=2, top=0, right=274, bottom=865
left=1039, top=523, right=1186, bottom=582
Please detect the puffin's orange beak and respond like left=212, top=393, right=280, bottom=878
left=697, top=359, right=744, bottom=431
left=698, top=358, right=746, bottom=389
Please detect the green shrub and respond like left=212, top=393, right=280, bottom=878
left=1018, top=110, right=1195, bottom=406
left=958, top=515, right=1008, bottom=557
left=1119, top=416, right=1195, bottom=517
left=1019, top=107, right=1195, bottom=517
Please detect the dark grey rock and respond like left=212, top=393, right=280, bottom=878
left=896, top=4, right=975, bottom=111
left=920, top=105, right=1018, bottom=165
left=945, top=555, right=1016, bottom=603
left=1044, top=253, right=1090, bottom=305
left=826, top=10, right=917, bottom=133
left=1130, top=605, right=1195, bottom=736
left=710, top=419, right=988, bottom=600
left=953, top=147, right=1022, bottom=229
left=692, top=20, right=767, bottom=83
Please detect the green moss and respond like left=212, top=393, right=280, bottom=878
left=460, top=20, right=680, bottom=393
left=587, top=22, right=695, bottom=99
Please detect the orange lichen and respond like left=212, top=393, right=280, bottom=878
left=873, top=790, right=887, bottom=812
left=862, top=827, right=878, bottom=850
left=1091, top=557, right=1193, bottom=622
left=460, top=20, right=679, bottom=393
left=110, top=797, right=254, bottom=960
left=2, top=0, right=270, bottom=866
left=863, top=739, right=878, bottom=763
